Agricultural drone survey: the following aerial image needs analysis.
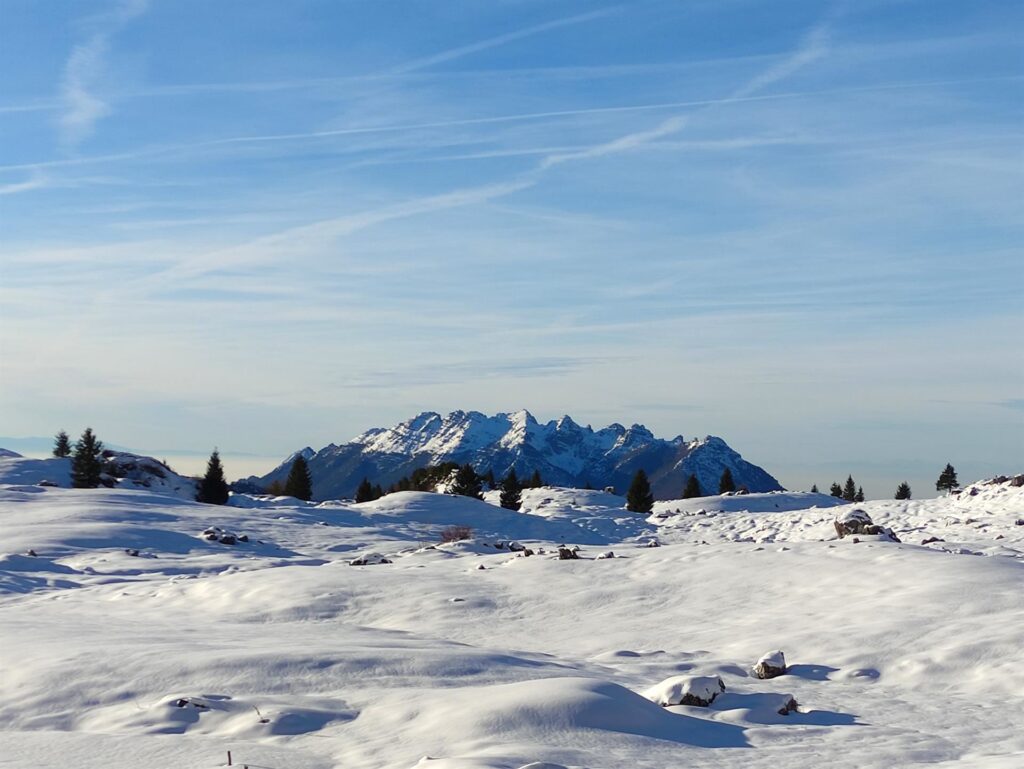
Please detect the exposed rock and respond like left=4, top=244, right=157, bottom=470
left=643, top=675, right=725, bottom=707
left=349, top=552, right=391, bottom=566
left=776, top=695, right=799, bottom=715
left=753, top=649, right=787, bottom=679
left=596, top=551, right=616, bottom=559
left=833, top=509, right=900, bottom=542
left=557, top=545, right=580, bottom=560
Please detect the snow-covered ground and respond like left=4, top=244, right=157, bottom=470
left=1, top=467, right=1022, bottom=769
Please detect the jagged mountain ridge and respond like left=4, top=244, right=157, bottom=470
left=248, top=410, right=783, bottom=501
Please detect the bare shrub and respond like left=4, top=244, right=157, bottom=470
left=440, top=525, right=473, bottom=543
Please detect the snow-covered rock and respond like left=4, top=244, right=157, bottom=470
left=349, top=551, right=391, bottom=566
left=753, top=650, right=787, bottom=679
left=834, top=508, right=900, bottom=541
left=642, top=675, right=726, bottom=707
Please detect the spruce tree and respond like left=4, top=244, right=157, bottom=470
left=499, top=468, right=522, bottom=511
left=895, top=481, right=912, bottom=500
left=854, top=486, right=865, bottom=503
left=842, top=475, right=857, bottom=502
left=626, top=468, right=654, bottom=513
left=830, top=482, right=843, bottom=498
left=682, top=474, right=702, bottom=499
left=355, top=477, right=374, bottom=503
left=196, top=449, right=229, bottom=505
left=71, top=427, right=104, bottom=488
left=53, top=430, right=72, bottom=458
left=528, top=469, right=543, bottom=488
left=448, top=463, right=483, bottom=499
left=373, top=484, right=384, bottom=500
left=718, top=467, right=736, bottom=494
left=284, top=455, right=313, bottom=501
left=483, top=468, right=496, bottom=490
left=810, top=483, right=819, bottom=494
left=936, top=463, right=959, bottom=493
left=266, top=479, right=285, bottom=496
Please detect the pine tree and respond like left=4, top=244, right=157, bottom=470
left=528, top=469, right=543, bottom=488
left=830, top=482, right=843, bottom=498
left=895, top=481, right=912, bottom=500
left=53, top=430, right=71, bottom=458
left=626, top=469, right=654, bottom=513
left=810, top=483, right=819, bottom=494
left=284, top=455, right=313, bottom=501
left=499, top=468, right=522, bottom=511
left=71, top=427, right=104, bottom=488
left=266, top=479, right=285, bottom=496
left=355, top=477, right=374, bottom=503
left=373, top=484, right=384, bottom=500
left=448, top=463, right=483, bottom=499
left=196, top=449, right=229, bottom=504
left=842, top=475, right=857, bottom=502
left=718, top=467, right=736, bottom=494
left=483, top=468, right=496, bottom=490
left=682, top=474, right=702, bottom=499
left=936, top=463, right=959, bottom=493
left=854, top=486, right=865, bottom=503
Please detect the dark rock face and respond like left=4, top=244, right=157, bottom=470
left=247, top=410, right=783, bottom=501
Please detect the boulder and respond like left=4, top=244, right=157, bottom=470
left=642, top=675, right=725, bottom=707
left=833, top=509, right=900, bottom=542
left=557, top=545, right=580, bottom=560
left=753, top=649, right=787, bottom=679
left=776, top=695, right=799, bottom=715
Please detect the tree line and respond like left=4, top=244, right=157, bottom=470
left=48, top=429, right=966, bottom=507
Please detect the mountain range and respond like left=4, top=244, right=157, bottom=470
left=246, top=410, right=783, bottom=501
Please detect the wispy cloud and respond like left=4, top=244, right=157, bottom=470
left=58, top=0, right=148, bottom=148
left=387, top=7, right=621, bottom=75
left=0, top=172, right=47, bottom=196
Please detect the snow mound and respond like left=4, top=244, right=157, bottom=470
left=642, top=675, right=726, bottom=707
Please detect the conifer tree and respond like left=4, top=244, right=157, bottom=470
left=499, top=468, right=522, bottom=511
left=483, top=468, right=496, bottom=490
left=718, top=467, right=736, bottom=494
left=284, top=455, right=313, bottom=501
left=894, top=481, right=912, bottom=500
left=196, top=449, right=229, bottom=505
left=682, top=474, right=702, bottom=499
left=854, top=486, right=865, bottom=503
left=626, top=468, right=654, bottom=513
left=842, top=475, right=857, bottom=502
left=266, top=479, right=285, bottom=496
left=53, top=430, right=72, bottom=458
left=373, top=484, right=384, bottom=500
left=355, top=477, right=374, bottom=503
left=528, top=469, right=543, bottom=488
left=71, top=427, right=104, bottom=488
left=936, top=463, right=959, bottom=493
left=810, top=484, right=819, bottom=494
left=830, top=482, right=843, bottom=498
left=448, top=463, right=484, bottom=499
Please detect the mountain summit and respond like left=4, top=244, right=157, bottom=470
left=249, top=410, right=783, bottom=501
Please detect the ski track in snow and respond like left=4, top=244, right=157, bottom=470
left=1, top=473, right=1022, bottom=769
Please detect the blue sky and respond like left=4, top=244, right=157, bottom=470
left=1, top=0, right=1022, bottom=496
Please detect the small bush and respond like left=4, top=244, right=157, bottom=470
left=440, top=525, right=473, bottom=543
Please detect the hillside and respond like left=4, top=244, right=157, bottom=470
left=1, top=475, right=1022, bottom=768
left=247, top=409, right=782, bottom=500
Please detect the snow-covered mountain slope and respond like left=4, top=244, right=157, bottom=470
left=0, top=450, right=197, bottom=499
left=248, top=410, right=782, bottom=500
left=1, top=476, right=1022, bottom=768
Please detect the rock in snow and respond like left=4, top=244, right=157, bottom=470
left=642, top=675, right=726, bottom=707
left=753, top=649, right=788, bottom=679
left=834, top=508, right=901, bottom=542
